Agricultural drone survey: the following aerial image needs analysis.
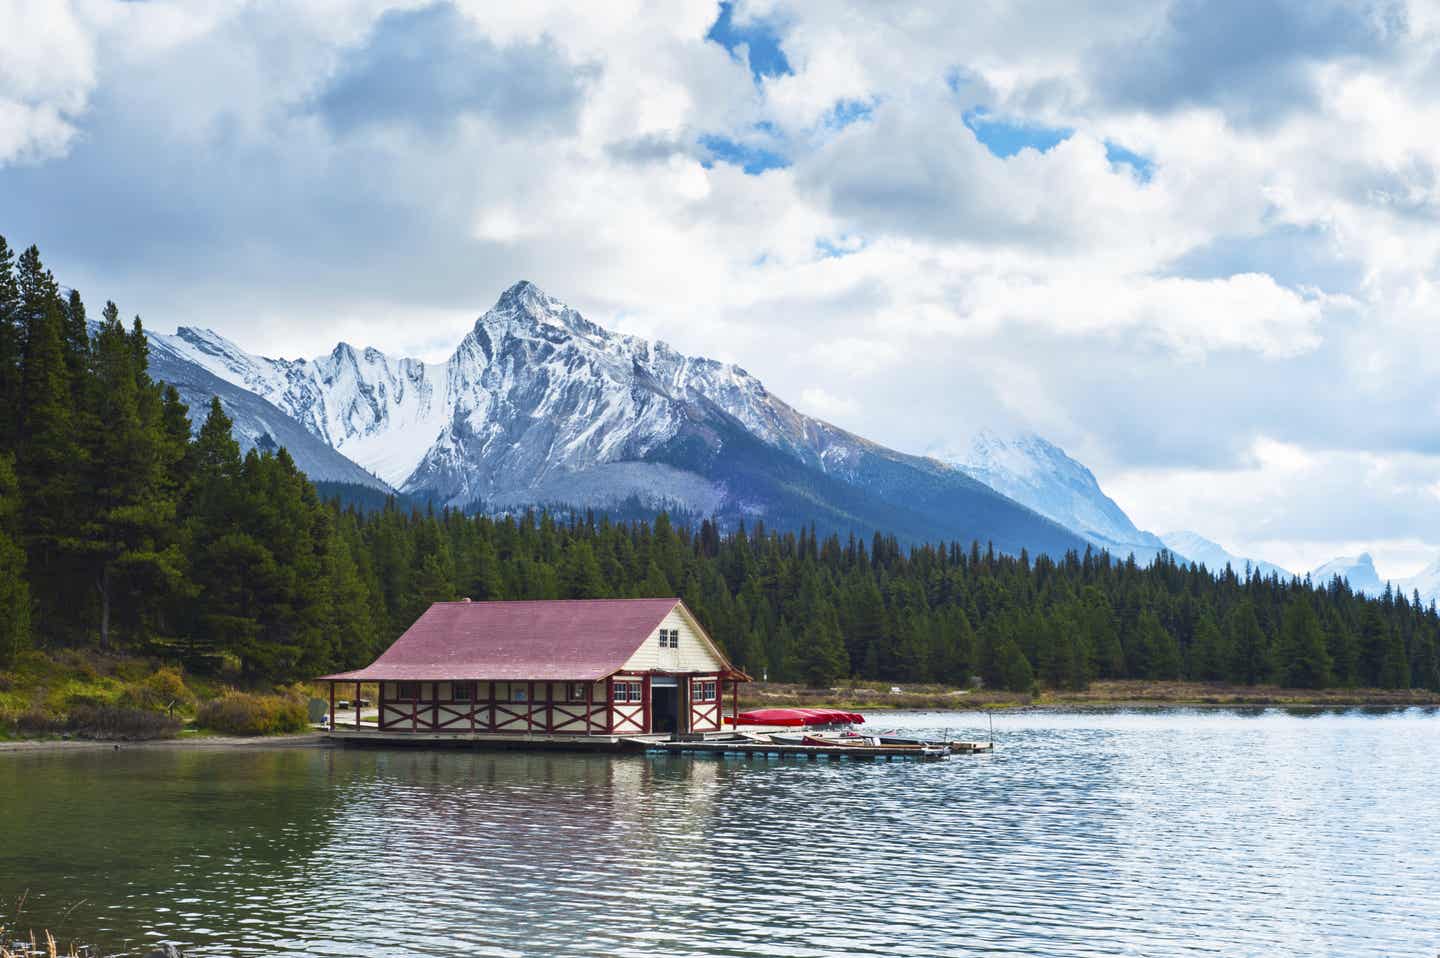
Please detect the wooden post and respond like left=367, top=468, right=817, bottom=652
left=585, top=680, right=594, bottom=735
left=354, top=681, right=361, bottom=730
left=642, top=674, right=651, bottom=734
left=731, top=677, right=738, bottom=728
left=377, top=681, right=386, bottom=730
left=606, top=676, right=615, bottom=734
left=328, top=682, right=335, bottom=731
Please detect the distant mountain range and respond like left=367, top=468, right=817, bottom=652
left=146, top=282, right=1084, bottom=556
left=1159, top=531, right=1293, bottom=580
left=947, top=431, right=1170, bottom=564
left=140, top=280, right=1440, bottom=600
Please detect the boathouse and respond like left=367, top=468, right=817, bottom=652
left=318, top=598, right=748, bottom=742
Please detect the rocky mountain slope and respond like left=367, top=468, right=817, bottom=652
left=149, top=282, right=1085, bottom=555
left=949, top=431, right=1170, bottom=563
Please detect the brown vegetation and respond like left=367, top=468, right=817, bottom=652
left=194, top=690, right=308, bottom=736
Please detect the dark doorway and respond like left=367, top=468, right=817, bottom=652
left=651, top=683, right=682, bottom=735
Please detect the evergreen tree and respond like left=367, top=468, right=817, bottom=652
left=1189, top=610, right=1229, bottom=681
left=1275, top=596, right=1330, bottom=689
left=1228, top=600, right=1269, bottom=685
left=559, top=541, right=608, bottom=599
left=798, top=602, right=848, bottom=687
left=0, top=236, right=21, bottom=446
left=0, top=454, right=30, bottom=667
left=995, top=638, right=1034, bottom=692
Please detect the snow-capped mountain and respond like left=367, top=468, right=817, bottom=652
left=947, top=431, right=1169, bottom=562
left=134, top=324, right=393, bottom=490
left=1161, top=531, right=1292, bottom=579
left=149, top=282, right=1086, bottom=555
left=1311, top=553, right=1385, bottom=595
left=1396, top=558, right=1440, bottom=605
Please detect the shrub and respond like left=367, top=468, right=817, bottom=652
left=7, top=707, right=66, bottom=735
left=66, top=704, right=182, bottom=740
left=119, top=666, right=198, bottom=714
left=196, top=691, right=308, bottom=736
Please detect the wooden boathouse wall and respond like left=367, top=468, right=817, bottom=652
left=323, top=598, right=747, bottom=738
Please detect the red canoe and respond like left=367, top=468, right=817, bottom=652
left=726, top=707, right=865, bottom=727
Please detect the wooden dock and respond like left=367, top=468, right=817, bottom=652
left=638, top=737, right=993, bottom=761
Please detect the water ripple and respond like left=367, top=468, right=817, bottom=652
left=2, top=709, right=1438, bottom=957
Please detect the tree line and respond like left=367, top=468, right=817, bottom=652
left=1, top=234, right=1437, bottom=693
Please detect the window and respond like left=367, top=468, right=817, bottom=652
left=692, top=680, right=717, bottom=703
left=452, top=682, right=472, bottom=703
left=396, top=681, right=419, bottom=701
left=612, top=681, right=641, bottom=703
left=567, top=682, right=588, bottom=703
left=658, top=628, right=679, bottom=649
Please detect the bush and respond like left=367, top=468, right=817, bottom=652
left=196, top=691, right=308, bottom=736
left=66, top=704, right=182, bottom=740
left=6, top=707, right=66, bottom=735
left=119, top=666, right=198, bottom=714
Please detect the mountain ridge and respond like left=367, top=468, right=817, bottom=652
left=148, top=281, right=1088, bottom=556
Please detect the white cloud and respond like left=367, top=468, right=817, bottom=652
left=7, top=0, right=1440, bottom=571
left=0, top=0, right=93, bottom=164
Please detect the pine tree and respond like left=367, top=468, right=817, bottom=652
left=0, top=454, right=30, bottom=667
left=995, top=637, right=1034, bottom=692
left=1188, top=610, right=1229, bottom=681
left=1228, top=600, right=1269, bottom=685
left=559, top=541, right=607, bottom=598
left=15, top=245, right=79, bottom=642
left=1378, top=625, right=1410, bottom=689
left=798, top=602, right=848, bottom=687
left=1275, top=596, right=1330, bottom=689
left=0, top=236, right=21, bottom=447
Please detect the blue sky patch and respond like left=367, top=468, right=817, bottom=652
left=706, top=1, right=792, bottom=81
left=826, top=98, right=875, bottom=129
left=1105, top=142, right=1156, bottom=181
left=698, top=133, right=790, bottom=174
left=963, top=108, right=1072, bottom=158
left=816, top=236, right=865, bottom=259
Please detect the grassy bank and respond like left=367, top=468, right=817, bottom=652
left=739, top=678, right=1440, bottom=711
left=0, top=651, right=312, bottom=741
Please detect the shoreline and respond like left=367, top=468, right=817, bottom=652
left=0, top=731, right=328, bottom=754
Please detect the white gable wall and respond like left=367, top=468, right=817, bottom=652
left=621, top=603, right=727, bottom=673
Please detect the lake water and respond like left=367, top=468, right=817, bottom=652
left=2, top=709, right=1438, bottom=957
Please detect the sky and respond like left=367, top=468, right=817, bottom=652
left=3, top=0, right=1440, bottom=578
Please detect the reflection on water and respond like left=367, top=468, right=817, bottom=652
left=2, top=709, right=1438, bottom=957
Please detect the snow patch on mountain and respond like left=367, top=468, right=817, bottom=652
left=945, top=430, right=1168, bottom=562
left=1311, top=553, right=1385, bottom=595
left=1396, top=557, right=1440, bottom=606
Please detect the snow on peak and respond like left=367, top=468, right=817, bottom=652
left=1311, top=553, right=1385, bottom=595
left=945, top=429, right=1161, bottom=557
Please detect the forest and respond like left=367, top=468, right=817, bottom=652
left=1, top=233, right=1437, bottom=694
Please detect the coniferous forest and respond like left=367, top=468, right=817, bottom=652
left=1, top=234, right=1438, bottom=694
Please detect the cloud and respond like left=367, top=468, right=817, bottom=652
left=1090, top=0, right=1408, bottom=125
left=7, top=0, right=1440, bottom=573
left=313, top=3, right=590, bottom=138
left=0, top=0, right=93, bottom=164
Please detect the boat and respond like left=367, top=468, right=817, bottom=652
left=726, top=707, right=865, bottom=727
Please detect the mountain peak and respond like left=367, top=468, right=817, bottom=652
left=476, top=279, right=606, bottom=343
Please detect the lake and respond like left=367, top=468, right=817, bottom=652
left=2, top=709, right=1438, bottom=957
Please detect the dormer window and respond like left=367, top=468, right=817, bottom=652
left=658, top=628, right=679, bottom=649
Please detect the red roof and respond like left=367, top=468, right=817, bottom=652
left=319, top=598, right=711, bottom=682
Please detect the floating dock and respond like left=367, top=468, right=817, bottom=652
left=638, top=735, right=993, bottom=761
